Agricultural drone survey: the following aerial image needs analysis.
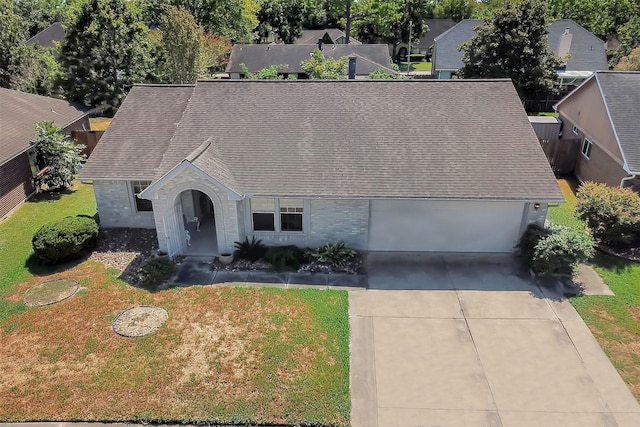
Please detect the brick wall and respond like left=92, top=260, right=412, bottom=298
left=93, top=180, right=155, bottom=228
left=0, top=152, right=35, bottom=220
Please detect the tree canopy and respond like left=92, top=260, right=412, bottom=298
left=157, top=6, right=202, bottom=84
left=32, top=121, right=85, bottom=191
left=459, top=0, right=561, bottom=105
left=615, top=46, right=640, bottom=70
left=59, top=0, right=154, bottom=112
left=256, top=0, right=308, bottom=44
left=301, top=48, right=347, bottom=79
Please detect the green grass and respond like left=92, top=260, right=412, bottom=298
left=0, top=182, right=96, bottom=321
left=548, top=177, right=640, bottom=400
left=398, top=61, right=432, bottom=72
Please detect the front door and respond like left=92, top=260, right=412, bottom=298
left=164, top=201, right=186, bottom=259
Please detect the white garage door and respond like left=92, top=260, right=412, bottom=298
left=368, top=200, right=526, bottom=252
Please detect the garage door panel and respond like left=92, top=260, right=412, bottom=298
left=369, top=200, right=525, bottom=252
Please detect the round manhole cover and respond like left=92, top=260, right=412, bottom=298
left=24, top=279, right=79, bottom=307
left=112, top=306, right=168, bottom=337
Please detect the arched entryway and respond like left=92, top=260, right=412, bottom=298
left=178, top=189, right=218, bottom=255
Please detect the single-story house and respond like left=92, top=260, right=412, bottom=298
left=394, top=19, right=456, bottom=62
left=293, top=28, right=361, bottom=45
left=225, top=44, right=396, bottom=79
left=26, top=21, right=65, bottom=48
left=432, top=19, right=608, bottom=82
left=554, top=71, right=640, bottom=190
left=0, top=88, right=89, bottom=220
left=80, top=80, right=563, bottom=258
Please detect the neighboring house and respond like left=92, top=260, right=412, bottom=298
left=26, top=22, right=65, bottom=48
left=432, top=19, right=608, bottom=81
left=225, top=44, right=396, bottom=79
left=554, top=71, right=640, bottom=190
left=293, top=28, right=361, bottom=45
left=394, top=19, right=456, bottom=61
left=79, top=80, right=562, bottom=258
left=0, top=88, right=89, bottom=220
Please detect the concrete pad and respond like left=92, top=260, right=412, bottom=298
left=614, top=412, right=640, bottom=427
left=367, top=254, right=454, bottom=290
left=499, top=411, right=618, bottom=427
left=445, top=260, right=536, bottom=292
left=211, top=271, right=248, bottom=284
left=377, top=408, right=503, bottom=427
left=288, top=272, right=328, bottom=286
left=374, top=317, right=496, bottom=410
left=246, top=272, right=288, bottom=285
left=458, top=290, right=556, bottom=319
left=328, top=273, right=367, bottom=288
left=350, top=310, right=378, bottom=427
left=350, top=290, right=463, bottom=318
left=573, top=264, right=615, bottom=295
left=468, top=318, right=609, bottom=413
left=173, top=259, right=215, bottom=285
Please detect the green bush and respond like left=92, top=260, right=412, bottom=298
left=265, top=245, right=305, bottom=271
left=518, top=224, right=595, bottom=276
left=32, top=215, right=99, bottom=264
left=137, top=256, right=176, bottom=286
left=234, top=236, right=266, bottom=262
left=576, top=182, right=640, bottom=247
left=307, top=242, right=356, bottom=267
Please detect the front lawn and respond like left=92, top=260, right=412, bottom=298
left=0, top=183, right=351, bottom=425
left=548, top=178, right=640, bottom=400
left=398, top=61, right=432, bottom=72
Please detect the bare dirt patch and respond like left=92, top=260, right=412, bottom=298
left=112, top=306, right=168, bottom=337
left=23, top=279, right=79, bottom=307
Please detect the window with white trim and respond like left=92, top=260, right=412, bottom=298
left=131, top=180, right=153, bottom=212
left=251, top=198, right=275, bottom=231
left=280, top=199, right=303, bottom=232
left=581, top=139, right=592, bottom=159
left=572, top=125, right=579, bottom=135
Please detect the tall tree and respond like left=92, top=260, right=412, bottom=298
left=301, top=48, right=347, bottom=79
left=256, top=0, right=307, bottom=43
left=434, top=0, right=475, bottom=22
left=459, top=0, right=561, bottom=105
left=32, top=121, right=85, bottom=191
left=15, top=0, right=69, bottom=38
left=351, top=0, right=433, bottom=59
left=59, top=0, right=153, bottom=112
left=615, top=45, right=640, bottom=70
left=0, top=0, right=28, bottom=88
left=158, top=6, right=202, bottom=84
left=610, top=15, right=640, bottom=67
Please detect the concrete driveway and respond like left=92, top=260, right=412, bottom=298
left=350, top=254, right=640, bottom=427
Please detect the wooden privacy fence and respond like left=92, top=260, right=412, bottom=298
left=71, top=130, right=105, bottom=158
left=539, top=138, right=580, bottom=175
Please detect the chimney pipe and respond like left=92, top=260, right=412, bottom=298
left=318, top=38, right=323, bottom=51
left=348, top=56, right=356, bottom=80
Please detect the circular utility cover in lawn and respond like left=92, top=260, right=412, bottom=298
left=112, top=306, right=168, bottom=337
left=24, top=279, right=79, bottom=307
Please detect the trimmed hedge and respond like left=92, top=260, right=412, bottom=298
left=32, top=215, right=99, bottom=264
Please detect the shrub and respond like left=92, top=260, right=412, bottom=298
left=518, top=224, right=595, bottom=276
left=234, top=236, right=266, bottom=262
left=137, top=256, right=177, bottom=286
left=265, top=245, right=305, bottom=271
left=307, top=242, right=356, bottom=267
left=32, top=215, right=99, bottom=264
left=576, top=182, right=640, bottom=247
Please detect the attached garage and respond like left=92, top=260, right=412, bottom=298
left=368, top=200, right=526, bottom=253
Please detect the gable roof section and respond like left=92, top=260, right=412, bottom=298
left=434, top=19, right=607, bottom=73
left=595, top=72, right=640, bottom=173
left=547, top=20, right=608, bottom=72
left=87, top=80, right=562, bottom=201
left=225, top=44, right=393, bottom=75
left=295, top=28, right=361, bottom=45
left=0, top=88, right=89, bottom=165
left=26, top=22, right=65, bottom=48
left=416, top=19, right=456, bottom=49
left=79, top=85, right=194, bottom=180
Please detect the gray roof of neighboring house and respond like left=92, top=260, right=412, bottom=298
left=414, top=19, right=456, bottom=50
left=295, top=28, right=361, bottom=45
left=434, top=19, right=607, bottom=72
left=225, top=44, right=393, bottom=75
left=79, top=85, right=195, bottom=180
left=81, top=80, right=562, bottom=201
left=26, top=22, right=65, bottom=48
left=595, top=72, right=640, bottom=173
left=0, top=88, right=89, bottom=165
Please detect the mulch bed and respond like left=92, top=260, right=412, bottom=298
left=597, top=243, right=640, bottom=263
left=210, top=253, right=365, bottom=275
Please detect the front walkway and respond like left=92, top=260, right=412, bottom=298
left=351, top=254, right=640, bottom=427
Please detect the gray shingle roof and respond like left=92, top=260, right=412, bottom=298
left=434, top=19, right=607, bottom=73
left=595, top=72, right=640, bottom=173
left=415, top=19, right=456, bottom=49
left=79, top=85, right=194, bottom=180
left=83, top=80, right=562, bottom=201
left=0, top=88, right=89, bottom=165
left=225, top=44, right=393, bottom=75
left=26, top=22, right=65, bottom=48
left=295, top=28, right=361, bottom=45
